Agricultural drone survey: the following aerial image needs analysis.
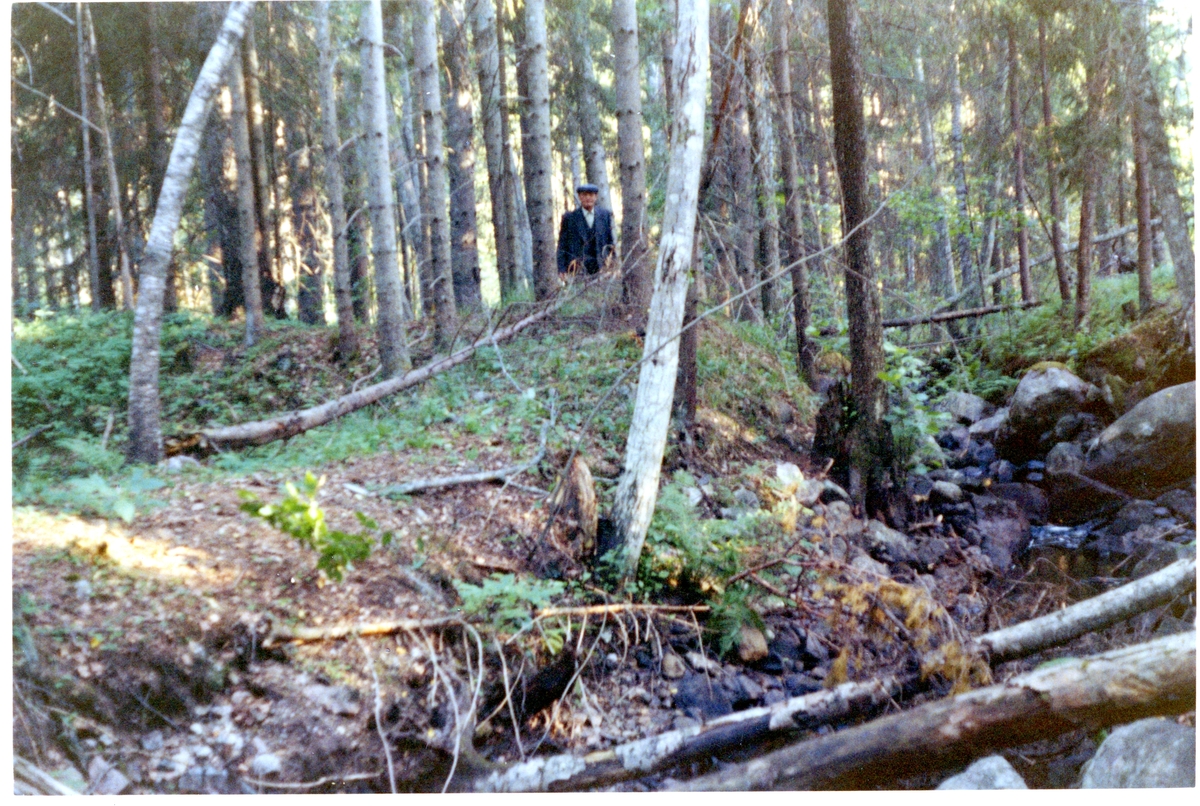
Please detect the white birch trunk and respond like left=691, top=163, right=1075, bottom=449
left=359, top=0, right=411, bottom=376
left=126, top=0, right=254, bottom=464
left=610, top=0, right=710, bottom=581
left=76, top=2, right=101, bottom=310
left=314, top=1, right=358, bottom=358
left=521, top=0, right=558, bottom=300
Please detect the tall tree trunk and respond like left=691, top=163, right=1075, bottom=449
left=1075, top=40, right=1110, bottom=329
left=914, top=43, right=955, bottom=297
left=771, top=0, right=815, bottom=386
left=441, top=0, right=482, bottom=310
left=471, top=0, right=518, bottom=300
left=521, top=0, right=558, bottom=300
left=289, top=124, right=323, bottom=326
left=361, top=0, right=412, bottom=375
left=1131, top=2, right=1194, bottom=344
left=828, top=0, right=890, bottom=515
left=145, top=4, right=177, bottom=312
left=571, top=0, right=612, bottom=211
left=1007, top=22, right=1032, bottom=302
left=315, top=0, right=359, bottom=358
left=744, top=7, right=779, bottom=319
left=242, top=16, right=280, bottom=317
left=76, top=2, right=102, bottom=311
left=414, top=0, right=459, bottom=348
left=1038, top=16, right=1071, bottom=306
left=230, top=53, right=265, bottom=346
left=950, top=47, right=978, bottom=309
left=502, top=0, right=535, bottom=289
left=1133, top=96, right=1154, bottom=315
left=84, top=7, right=133, bottom=310
left=611, top=0, right=710, bottom=584
left=613, top=0, right=650, bottom=313
left=390, top=21, right=429, bottom=318
left=127, top=0, right=254, bottom=465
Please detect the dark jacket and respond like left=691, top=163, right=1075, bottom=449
left=556, top=207, right=615, bottom=274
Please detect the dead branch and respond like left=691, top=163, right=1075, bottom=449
left=242, top=771, right=381, bottom=790
left=198, top=305, right=557, bottom=451
left=974, top=557, right=1196, bottom=663
left=383, top=395, right=555, bottom=497
left=673, top=631, right=1195, bottom=790
left=883, top=301, right=1041, bottom=329
left=14, top=755, right=82, bottom=795
left=534, top=603, right=710, bottom=619
left=261, top=616, right=460, bottom=648
left=12, top=423, right=56, bottom=450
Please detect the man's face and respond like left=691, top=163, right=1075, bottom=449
left=579, top=191, right=598, bottom=211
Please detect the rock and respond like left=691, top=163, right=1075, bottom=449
left=165, top=455, right=202, bottom=473
left=1106, top=500, right=1160, bottom=536
left=913, top=538, right=949, bottom=572
left=767, top=626, right=805, bottom=662
left=732, top=487, right=760, bottom=510
left=49, top=765, right=87, bottom=793
left=73, top=579, right=93, bottom=598
left=818, top=501, right=857, bottom=535
left=685, top=650, right=722, bottom=674
left=177, top=765, right=228, bottom=794
left=795, top=478, right=825, bottom=507
left=930, top=481, right=964, bottom=504
left=999, top=365, right=1094, bottom=461
left=862, top=520, right=917, bottom=565
left=850, top=552, right=890, bottom=577
left=736, top=625, right=769, bottom=663
left=802, top=631, right=831, bottom=666
left=776, top=462, right=803, bottom=489
left=937, top=425, right=971, bottom=455
left=673, top=673, right=733, bottom=720
left=928, top=468, right=968, bottom=486
left=88, top=757, right=131, bottom=795
left=990, top=482, right=1049, bottom=525
left=728, top=674, right=764, bottom=705
left=938, top=391, right=993, bottom=425
left=683, top=486, right=704, bottom=507
left=661, top=653, right=686, bottom=679
left=966, top=440, right=996, bottom=468
left=819, top=480, right=852, bottom=505
left=1044, top=441, right=1086, bottom=477
left=1079, top=717, right=1195, bottom=788
left=140, top=730, right=164, bottom=752
left=1128, top=541, right=1194, bottom=579
left=988, top=459, right=1016, bottom=484
left=1156, top=487, right=1196, bottom=524
left=970, top=495, right=1030, bottom=571
left=937, top=755, right=1028, bottom=789
left=969, top=407, right=1009, bottom=442
left=1052, top=411, right=1102, bottom=444
left=1046, top=470, right=1131, bottom=525
left=250, top=753, right=282, bottom=778
left=302, top=683, right=360, bottom=717
left=1084, top=382, right=1196, bottom=497
left=783, top=673, right=822, bottom=697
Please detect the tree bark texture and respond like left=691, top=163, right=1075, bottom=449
left=145, top=4, right=177, bottom=312
left=610, top=0, right=709, bottom=583
left=949, top=48, right=977, bottom=309
left=500, top=0, right=535, bottom=289
left=674, top=631, right=1196, bottom=790
left=442, top=0, right=482, bottom=310
left=289, top=123, right=323, bottom=326
left=521, top=0, right=558, bottom=300
left=471, top=0, right=518, bottom=299
left=744, top=8, right=779, bottom=319
left=76, top=2, right=102, bottom=311
left=360, top=0, right=412, bottom=375
left=1007, top=23, right=1032, bottom=302
left=314, top=1, right=359, bottom=359
left=1132, top=70, right=1154, bottom=314
left=229, top=54, right=266, bottom=346
left=914, top=43, right=955, bottom=298
left=389, top=23, right=429, bottom=318
left=571, top=0, right=612, bottom=213
left=1075, top=43, right=1109, bottom=328
left=613, top=0, right=650, bottom=314
left=1038, top=16, right=1071, bottom=306
left=126, top=0, right=254, bottom=464
left=770, top=0, right=815, bottom=386
left=827, top=0, right=889, bottom=514
left=414, top=0, right=460, bottom=348
left=242, top=16, right=280, bottom=317
left=84, top=7, right=134, bottom=311
left=200, top=305, right=555, bottom=451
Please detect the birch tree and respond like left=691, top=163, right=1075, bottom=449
left=521, top=0, right=558, bottom=300
left=315, top=0, right=359, bottom=359
left=360, top=0, right=411, bottom=375
left=414, top=0, right=459, bottom=347
left=127, top=0, right=255, bottom=464
left=610, top=0, right=709, bottom=583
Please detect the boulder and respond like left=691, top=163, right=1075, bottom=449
left=736, top=625, right=769, bottom=663
left=937, top=755, right=1028, bottom=789
left=861, top=520, right=917, bottom=565
left=970, top=495, right=1030, bottom=571
left=969, top=407, right=1009, bottom=442
left=661, top=653, right=686, bottom=679
left=998, top=366, right=1094, bottom=461
left=672, top=673, right=733, bottom=720
left=929, top=481, right=964, bottom=505
left=937, top=391, right=994, bottom=425
left=1083, top=382, right=1196, bottom=498
left=1079, top=717, right=1195, bottom=788
left=1052, top=411, right=1103, bottom=444
left=1046, top=471, right=1130, bottom=525
left=1156, top=487, right=1196, bottom=524
left=988, top=459, right=1016, bottom=483
left=1044, top=441, right=1085, bottom=477
left=1105, top=499, right=1160, bottom=536
left=990, top=482, right=1049, bottom=525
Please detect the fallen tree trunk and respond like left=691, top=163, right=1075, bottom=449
left=672, top=630, right=1195, bottom=790
left=198, top=307, right=554, bottom=451
left=975, top=557, right=1195, bottom=663
left=883, top=301, right=1040, bottom=329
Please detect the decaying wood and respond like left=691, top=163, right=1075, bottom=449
left=975, top=557, right=1195, bottom=663
left=261, top=616, right=460, bottom=648
left=14, top=755, right=81, bottom=795
left=473, top=675, right=906, bottom=792
left=673, top=631, right=1195, bottom=790
left=882, top=301, right=1040, bottom=329
left=198, top=306, right=555, bottom=450
left=534, top=603, right=710, bottom=619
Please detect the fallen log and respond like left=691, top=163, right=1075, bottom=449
left=198, top=306, right=556, bottom=451
left=975, top=557, right=1195, bottom=663
left=262, top=616, right=461, bottom=648
left=883, top=301, right=1040, bottom=329
left=671, top=630, right=1195, bottom=790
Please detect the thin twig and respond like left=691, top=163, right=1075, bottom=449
left=535, top=603, right=710, bottom=619
left=12, top=77, right=103, bottom=134
left=356, top=638, right=396, bottom=793
left=242, top=771, right=380, bottom=790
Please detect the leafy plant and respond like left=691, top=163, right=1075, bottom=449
left=453, top=573, right=566, bottom=637
left=238, top=472, right=391, bottom=582
left=878, top=342, right=950, bottom=473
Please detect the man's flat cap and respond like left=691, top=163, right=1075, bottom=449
left=576, top=183, right=600, bottom=194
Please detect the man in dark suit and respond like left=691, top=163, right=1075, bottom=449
left=557, top=183, right=615, bottom=277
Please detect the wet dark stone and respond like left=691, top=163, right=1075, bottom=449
left=1156, top=487, right=1196, bottom=524
left=937, top=425, right=971, bottom=455
left=755, top=652, right=785, bottom=675
left=767, top=626, right=805, bottom=662
left=991, top=482, right=1049, bottom=525
left=989, top=459, right=1016, bottom=484
left=1106, top=500, right=1160, bottom=536
left=967, top=441, right=996, bottom=467
left=802, top=632, right=830, bottom=667
left=673, top=673, right=733, bottom=720
left=635, top=647, right=655, bottom=668
left=913, top=538, right=949, bottom=572
left=783, top=673, right=823, bottom=697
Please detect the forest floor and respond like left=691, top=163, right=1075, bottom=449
left=10, top=278, right=1195, bottom=793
